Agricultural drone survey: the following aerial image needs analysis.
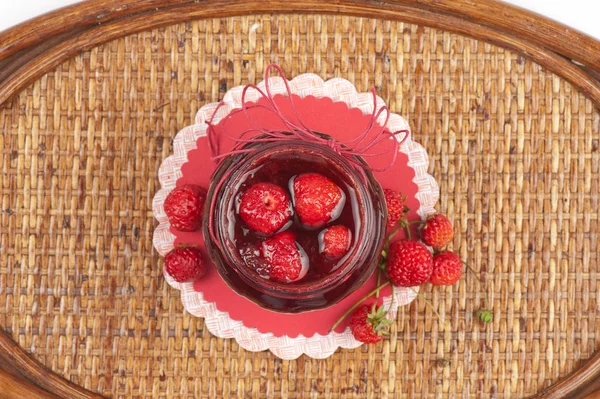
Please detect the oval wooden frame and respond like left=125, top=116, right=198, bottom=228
left=0, top=1, right=599, bottom=398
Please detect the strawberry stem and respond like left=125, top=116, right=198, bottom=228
left=462, top=261, right=484, bottom=285
left=386, top=225, right=403, bottom=248
left=408, top=287, right=445, bottom=330
left=376, top=249, right=389, bottom=299
left=385, top=285, right=395, bottom=317
left=409, top=220, right=425, bottom=225
left=462, top=261, right=493, bottom=323
left=330, top=281, right=391, bottom=332
left=404, top=224, right=412, bottom=240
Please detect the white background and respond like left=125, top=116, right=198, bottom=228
left=0, top=0, right=599, bottom=39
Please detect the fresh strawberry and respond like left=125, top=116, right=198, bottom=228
left=421, top=214, right=454, bottom=248
left=386, top=240, right=433, bottom=286
left=239, top=182, right=293, bottom=235
left=290, top=173, right=346, bottom=228
left=260, top=231, right=309, bottom=283
left=164, top=184, right=207, bottom=231
left=349, top=304, right=393, bottom=344
left=430, top=251, right=463, bottom=285
left=164, top=247, right=206, bottom=282
left=319, top=225, right=352, bottom=258
left=384, top=189, right=407, bottom=228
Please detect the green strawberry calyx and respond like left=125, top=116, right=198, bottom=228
left=368, top=304, right=393, bottom=336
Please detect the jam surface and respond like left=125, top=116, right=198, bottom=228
left=228, top=152, right=360, bottom=283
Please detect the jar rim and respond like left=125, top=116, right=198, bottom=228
left=204, top=138, right=387, bottom=311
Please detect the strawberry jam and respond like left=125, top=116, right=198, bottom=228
left=205, top=139, right=387, bottom=313
left=233, top=153, right=358, bottom=283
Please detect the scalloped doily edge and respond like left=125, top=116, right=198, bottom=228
left=152, top=73, right=439, bottom=359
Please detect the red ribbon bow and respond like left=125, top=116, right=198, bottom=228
left=206, top=64, right=410, bottom=183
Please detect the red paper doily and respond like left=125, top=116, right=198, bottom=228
left=174, top=94, right=420, bottom=337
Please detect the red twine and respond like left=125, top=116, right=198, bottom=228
left=205, top=64, right=409, bottom=250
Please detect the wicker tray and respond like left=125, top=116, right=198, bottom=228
left=1, top=1, right=600, bottom=398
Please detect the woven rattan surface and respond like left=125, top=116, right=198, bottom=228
left=1, top=14, right=599, bottom=399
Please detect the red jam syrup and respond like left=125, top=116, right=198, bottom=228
left=229, top=153, right=360, bottom=284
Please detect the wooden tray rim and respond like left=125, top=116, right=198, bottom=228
left=1, top=1, right=599, bottom=398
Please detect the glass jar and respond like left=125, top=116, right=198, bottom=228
left=203, top=139, right=387, bottom=313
